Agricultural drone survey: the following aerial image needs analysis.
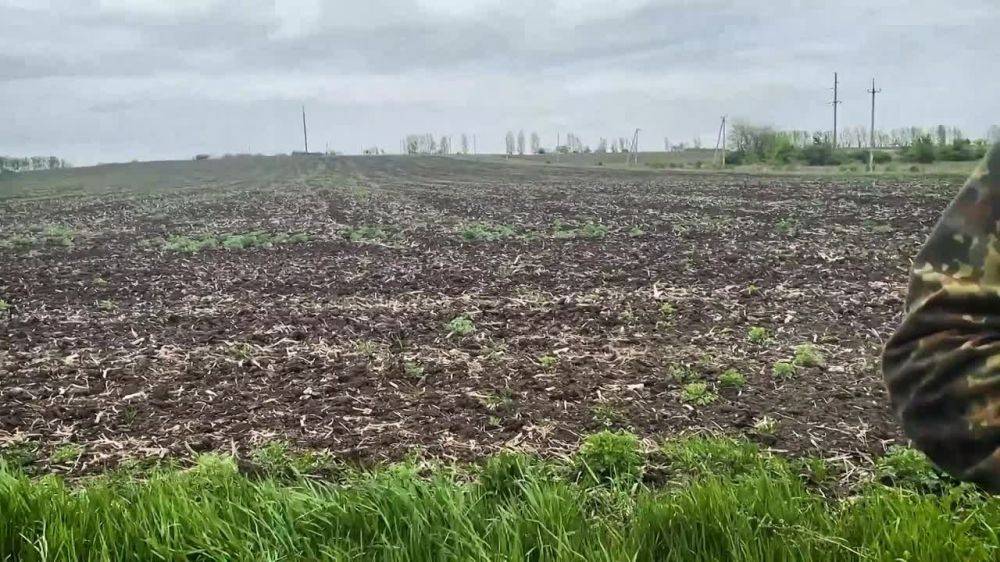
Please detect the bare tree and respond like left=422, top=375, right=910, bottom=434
left=460, top=133, right=469, bottom=155
left=596, top=138, right=607, bottom=153
left=505, top=131, right=515, bottom=156
left=530, top=132, right=540, bottom=154
left=517, top=130, right=526, bottom=155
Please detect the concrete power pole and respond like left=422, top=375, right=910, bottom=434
left=714, top=116, right=727, bottom=167
left=301, top=105, right=309, bottom=153
left=830, top=72, right=841, bottom=149
left=868, top=77, right=882, bottom=172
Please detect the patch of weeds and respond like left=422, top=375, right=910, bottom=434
left=747, top=326, right=770, bottom=344
left=403, top=360, right=425, bottom=379
left=591, top=404, right=627, bottom=428
left=227, top=342, right=255, bottom=362
left=0, top=299, right=9, bottom=313
left=553, top=221, right=608, bottom=240
left=537, top=354, right=558, bottom=369
left=96, top=299, right=117, bottom=311
left=576, top=430, right=643, bottom=486
left=579, top=222, right=609, bottom=239
left=775, top=218, right=798, bottom=235
left=221, top=231, right=274, bottom=249
left=122, top=407, right=138, bottom=427
left=478, top=452, right=541, bottom=498
left=93, top=276, right=109, bottom=286
left=753, top=416, right=778, bottom=435
left=480, top=388, right=516, bottom=414
left=680, top=382, right=718, bottom=406
left=446, top=315, right=475, bottom=337
left=50, top=443, right=83, bottom=464
left=667, top=365, right=700, bottom=383
left=0, top=441, right=38, bottom=468
left=459, top=223, right=517, bottom=242
left=253, top=441, right=300, bottom=475
left=771, top=361, right=797, bottom=378
left=793, top=456, right=835, bottom=486
left=658, top=301, right=675, bottom=316
left=480, top=340, right=507, bottom=362
left=43, top=225, right=75, bottom=247
left=164, top=235, right=218, bottom=253
left=272, top=232, right=311, bottom=245
left=718, top=369, right=746, bottom=389
left=628, top=226, right=644, bottom=237
left=342, top=226, right=389, bottom=243
left=792, top=343, right=825, bottom=367
left=0, top=234, right=37, bottom=251
left=354, top=340, right=379, bottom=359
left=662, top=435, right=783, bottom=479
left=875, top=446, right=950, bottom=493
left=745, top=283, right=760, bottom=296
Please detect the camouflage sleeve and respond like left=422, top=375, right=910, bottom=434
left=883, top=144, right=1000, bottom=492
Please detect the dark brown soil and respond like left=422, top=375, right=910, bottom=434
left=0, top=156, right=961, bottom=472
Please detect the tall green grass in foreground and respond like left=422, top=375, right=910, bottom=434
left=1, top=434, right=998, bottom=561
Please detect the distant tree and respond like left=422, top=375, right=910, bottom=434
left=692, top=136, right=702, bottom=149
left=663, top=137, right=670, bottom=151
left=989, top=125, right=1000, bottom=144
left=596, top=138, right=607, bottom=153
left=936, top=125, right=948, bottom=146
left=906, top=135, right=937, bottom=163
left=530, top=132, right=540, bottom=154
left=460, top=133, right=469, bottom=155
left=439, top=135, right=450, bottom=155
left=505, top=131, right=515, bottom=156
left=517, top=130, right=526, bottom=155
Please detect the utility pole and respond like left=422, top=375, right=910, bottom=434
left=714, top=116, right=727, bottom=167
left=830, top=72, right=841, bottom=149
left=631, top=128, right=641, bottom=165
left=867, top=78, right=882, bottom=172
left=301, top=105, right=309, bottom=153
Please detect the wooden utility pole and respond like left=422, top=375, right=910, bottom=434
left=868, top=77, right=881, bottom=172
left=301, top=105, right=309, bottom=153
left=830, top=72, right=841, bottom=149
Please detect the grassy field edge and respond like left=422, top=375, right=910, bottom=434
left=2, top=433, right=998, bottom=561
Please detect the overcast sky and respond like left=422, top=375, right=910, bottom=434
left=2, top=0, right=998, bottom=165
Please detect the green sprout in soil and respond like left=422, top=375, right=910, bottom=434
left=591, top=404, right=627, bottom=428
left=403, top=360, right=425, bottom=379
left=538, top=354, right=559, bottom=369
left=50, top=444, right=83, bottom=464
left=747, top=326, right=770, bottom=344
left=754, top=416, right=778, bottom=435
left=680, top=382, right=718, bottom=406
left=659, top=301, right=676, bottom=316
left=447, top=315, right=475, bottom=337
left=792, top=343, right=825, bottom=367
left=718, top=369, right=746, bottom=389
left=772, top=361, right=797, bottom=378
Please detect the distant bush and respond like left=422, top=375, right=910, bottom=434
left=904, top=135, right=937, bottom=163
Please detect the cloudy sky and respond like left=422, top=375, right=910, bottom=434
left=2, top=0, right=998, bottom=165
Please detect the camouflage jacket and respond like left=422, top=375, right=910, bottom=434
left=883, top=144, right=1000, bottom=492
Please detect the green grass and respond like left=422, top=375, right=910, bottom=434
left=163, top=231, right=310, bottom=253
left=459, top=223, right=517, bottom=242
left=1, top=435, right=998, bottom=561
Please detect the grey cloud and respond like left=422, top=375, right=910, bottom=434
left=2, top=0, right=999, bottom=164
